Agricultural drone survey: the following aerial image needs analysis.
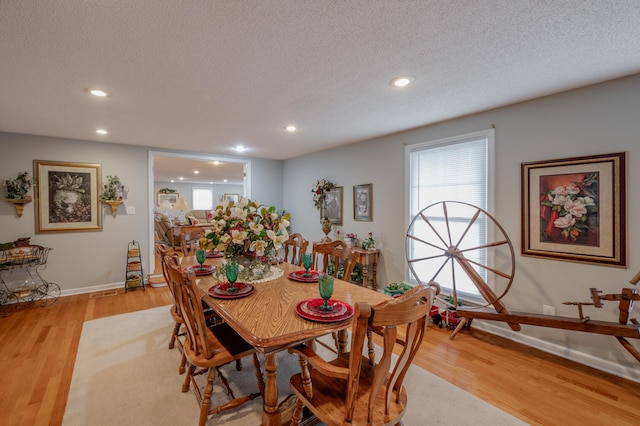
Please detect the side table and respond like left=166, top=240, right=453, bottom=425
left=350, top=247, right=380, bottom=291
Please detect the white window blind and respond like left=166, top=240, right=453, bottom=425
left=192, top=188, right=213, bottom=210
left=406, top=129, right=493, bottom=298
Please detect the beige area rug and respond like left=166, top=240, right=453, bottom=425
left=63, top=306, right=526, bottom=425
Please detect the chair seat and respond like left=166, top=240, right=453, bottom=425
left=185, top=322, right=256, bottom=369
left=290, top=353, right=407, bottom=426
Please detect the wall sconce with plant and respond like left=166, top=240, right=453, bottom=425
left=3, top=171, right=33, bottom=217
left=101, top=175, right=126, bottom=217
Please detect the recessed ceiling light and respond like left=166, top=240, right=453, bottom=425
left=194, top=170, right=199, bottom=174
left=233, top=145, right=248, bottom=153
left=170, top=180, right=175, bottom=183
left=224, top=179, right=228, bottom=183
left=179, top=177, right=184, bottom=180
left=209, top=181, right=214, bottom=184
left=285, top=125, right=297, bottom=132
left=87, top=88, right=108, bottom=97
left=390, top=76, right=415, bottom=88
left=213, top=161, right=221, bottom=165
left=96, top=129, right=108, bottom=135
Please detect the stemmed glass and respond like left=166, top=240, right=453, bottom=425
left=302, top=253, right=313, bottom=277
left=225, top=261, right=239, bottom=293
left=318, top=274, right=334, bottom=311
left=195, top=249, right=206, bottom=270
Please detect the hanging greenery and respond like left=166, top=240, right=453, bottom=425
left=311, top=179, right=335, bottom=210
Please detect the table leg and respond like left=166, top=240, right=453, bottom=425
left=262, top=353, right=281, bottom=426
left=361, top=263, right=370, bottom=289
left=371, top=259, right=378, bottom=291
left=336, top=329, right=348, bottom=356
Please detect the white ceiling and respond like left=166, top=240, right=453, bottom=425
left=1, top=0, right=640, bottom=168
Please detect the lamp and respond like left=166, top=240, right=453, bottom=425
left=159, top=200, right=173, bottom=218
left=173, top=197, right=190, bottom=223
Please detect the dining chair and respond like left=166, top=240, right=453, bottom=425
left=155, top=244, right=188, bottom=369
left=288, top=284, right=435, bottom=426
left=180, top=226, right=205, bottom=257
left=166, top=260, right=265, bottom=426
left=312, top=241, right=359, bottom=283
left=283, top=233, right=309, bottom=266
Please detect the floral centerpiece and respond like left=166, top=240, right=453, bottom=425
left=204, top=197, right=290, bottom=281
left=540, top=173, right=598, bottom=242
left=312, top=179, right=334, bottom=209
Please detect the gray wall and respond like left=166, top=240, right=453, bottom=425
left=283, top=73, right=640, bottom=380
left=0, top=133, right=283, bottom=293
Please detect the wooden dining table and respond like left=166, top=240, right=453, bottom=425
left=182, top=255, right=390, bottom=426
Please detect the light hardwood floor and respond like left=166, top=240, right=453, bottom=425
left=1, top=283, right=639, bottom=425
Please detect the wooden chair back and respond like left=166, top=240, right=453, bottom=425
left=312, top=241, right=358, bottom=281
left=289, top=284, right=435, bottom=425
left=283, top=233, right=309, bottom=266
left=165, top=255, right=212, bottom=359
left=181, top=227, right=205, bottom=257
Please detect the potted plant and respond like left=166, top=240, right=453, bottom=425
left=4, top=171, right=33, bottom=217
left=101, top=175, right=125, bottom=201
left=101, top=175, right=125, bottom=217
left=4, top=171, right=33, bottom=200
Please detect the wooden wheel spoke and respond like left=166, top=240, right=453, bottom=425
left=406, top=234, right=447, bottom=252
left=457, top=239, right=510, bottom=253
left=418, top=212, right=449, bottom=249
left=453, top=208, right=480, bottom=249
left=407, top=253, right=448, bottom=263
left=442, top=202, right=453, bottom=247
left=428, top=258, right=451, bottom=284
left=458, top=256, right=512, bottom=280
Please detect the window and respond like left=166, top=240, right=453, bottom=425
left=406, top=129, right=494, bottom=299
left=192, top=188, right=213, bottom=210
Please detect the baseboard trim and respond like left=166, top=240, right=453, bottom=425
left=473, top=320, right=640, bottom=383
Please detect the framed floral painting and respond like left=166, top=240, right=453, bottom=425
left=521, top=152, right=626, bottom=267
left=34, top=160, right=102, bottom=233
left=353, top=183, right=372, bottom=221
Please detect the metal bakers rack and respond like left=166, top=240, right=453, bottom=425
left=0, top=245, right=60, bottom=317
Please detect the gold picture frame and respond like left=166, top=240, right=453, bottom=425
left=34, top=160, right=102, bottom=233
left=521, top=152, right=626, bottom=267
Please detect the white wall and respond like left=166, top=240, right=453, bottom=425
left=0, top=133, right=284, bottom=293
left=283, top=73, right=640, bottom=380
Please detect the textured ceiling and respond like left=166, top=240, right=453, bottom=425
left=1, top=0, right=640, bottom=166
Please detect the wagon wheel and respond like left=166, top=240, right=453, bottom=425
left=405, top=201, right=518, bottom=327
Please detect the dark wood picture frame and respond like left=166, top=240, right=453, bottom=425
left=353, top=183, right=372, bottom=221
left=521, top=152, right=626, bottom=267
left=34, top=160, right=102, bottom=233
left=320, top=186, right=343, bottom=226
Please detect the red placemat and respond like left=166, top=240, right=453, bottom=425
left=208, top=282, right=255, bottom=299
left=295, top=298, right=354, bottom=322
left=186, top=264, right=216, bottom=276
left=288, top=270, right=319, bottom=283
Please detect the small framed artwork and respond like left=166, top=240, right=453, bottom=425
left=224, top=193, right=240, bottom=202
left=353, top=183, right=373, bottom=221
left=157, top=192, right=179, bottom=206
left=320, top=186, right=343, bottom=226
left=521, top=152, right=626, bottom=267
left=34, top=160, right=102, bottom=233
